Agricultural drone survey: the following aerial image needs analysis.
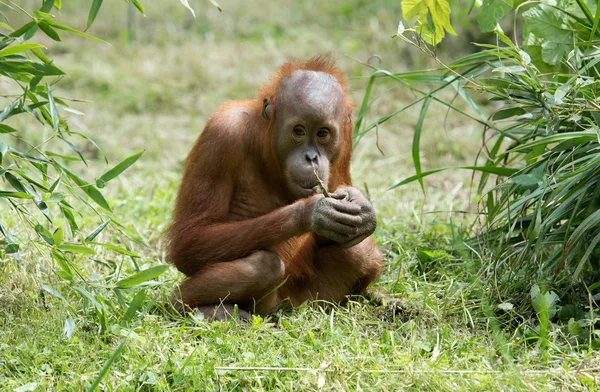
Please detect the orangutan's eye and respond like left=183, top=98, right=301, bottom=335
left=317, top=128, right=329, bottom=139
left=293, top=126, right=306, bottom=137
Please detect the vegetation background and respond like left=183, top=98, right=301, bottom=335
left=1, top=0, right=599, bottom=390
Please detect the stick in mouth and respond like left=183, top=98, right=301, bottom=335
left=312, top=168, right=330, bottom=197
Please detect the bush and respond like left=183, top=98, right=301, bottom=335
left=357, top=0, right=600, bottom=305
left=0, top=1, right=166, bottom=333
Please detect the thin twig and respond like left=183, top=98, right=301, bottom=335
left=215, top=365, right=600, bottom=374
left=312, top=168, right=330, bottom=197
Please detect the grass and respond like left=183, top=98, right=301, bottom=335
left=1, top=1, right=599, bottom=390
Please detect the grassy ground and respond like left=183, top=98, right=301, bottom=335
left=1, top=1, right=599, bottom=390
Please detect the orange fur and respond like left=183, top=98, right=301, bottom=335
left=166, top=56, right=381, bottom=315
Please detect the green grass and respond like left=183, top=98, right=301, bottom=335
left=1, top=1, right=599, bottom=390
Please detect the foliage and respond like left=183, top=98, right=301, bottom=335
left=401, top=0, right=456, bottom=45
left=0, top=0, right=175, bottom=337
left=358, top=0, right=600, bottom=310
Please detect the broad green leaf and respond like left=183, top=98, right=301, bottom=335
left=403, top=0, right=428, bottom=19
left=531, top=287, right=559, bottom=318
left=97, top=151, right=143, bottom=187
left=58, top=243, right=96, bottom=254
left=0, top=43, right=45, bottom=57
left=476, top=0, right=513, bottom=33
left=87, top=0, right=104, bottom=29
left=523, top=5, right=574, bottom=65
left=116, top=265, right=169, bottom=289
left=402, top=0, right=456, bottom=45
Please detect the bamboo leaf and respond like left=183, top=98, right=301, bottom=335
left=390, top=165, right=519, bottom=190
left=58, top=244, right=96, bottom=255
left=87, top=0, right=104, bottom=29
left=413, top=96, right=431, bottom=193
left=116, top=265, right=169, bottom=289
left=0, top=43, right=45, bottom=57
left=97, top=151, right=143, bottom=187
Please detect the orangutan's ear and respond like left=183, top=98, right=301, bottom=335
left=262, top=98, right=273, bottom=119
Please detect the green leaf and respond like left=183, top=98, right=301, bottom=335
left=58, top=244, right=96, bottom=255
left=5, top=243, right=19, bottom=254
left=390, top=165, right=519, bottom=190
left=51, top=248, right=73, bottom=281
left=38, top=22, right=61, bottom=41
left=413, top=97, right=431, bottom=193
left=30, top=48, right=51, bottom=64
left=44, top=19, right=107, bottom=43
left=97, top=151, right=143, bottom=187
left=32, top=11, right=54, bottom=20
left=116, top=265, right=169, bottom=289
left=9, top=22, right=37, bottom=38
left=476, top=0, right=513, bottom=32
left=531, top=286, right=559, bottom=318
left=492, top=107, right=527, bottom=121
left=511, top=174, right=541, bottom=188
left=120, top=289, right=146, bottom=326
left=36, top=224, right=55, bottom=245
left=131, top=0, right=145, bottom=13
left=87, top=0, right=104, bottom=29
left=82, top=185, right=111, bottom=211
left=523, top=5, right=575, bottom=65
left=53, top=227, right=63, bottom=246
left=40, top=0, right=56, bottom=12
left=85, top=219, right=111, bottom=242
left=402, top=0, right=456, bottom=45
left=89, top=242, right=139, bottom=257
left=55, top=162, right=112, bottom=211
left=0, top=191, right=34, bottom=199
left=0, top=43, right=46, bottom=57
left=47, top=85, right=59, bottom=132
left=5, top=172, right=28, bottom=193
left=57, top=136, right=87, bottom=165
left=41, top=284, right=69, bottom=305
